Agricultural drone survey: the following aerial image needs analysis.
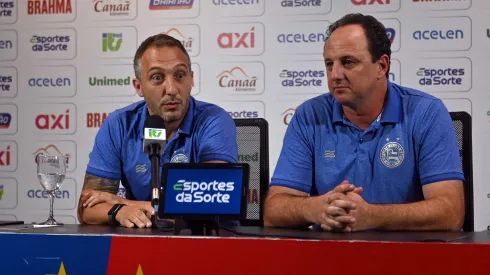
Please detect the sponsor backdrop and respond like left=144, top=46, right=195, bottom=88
left=0, top=0, right=489, bottom=230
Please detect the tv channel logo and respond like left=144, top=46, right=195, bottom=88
left=83, top=27, right=137, bottom=58
left=220, top=100, right=265, bottom=119
left=348, top=0, right=400, bottom=11
left=410, top=16, right=471, bottom=51
left=0, top=0, right=17, bottom=24
left=410, top=58, right=471, bottom=92
left=379, top=18, right=400, bottom=52
left=211, top=0, right=264, bottom=17
left=157, top=25, right=200, bottom=57
left=409, top=0, right=471, bottom=11
left=278, top=0, right=331, bottom=15
left=0, top=67, right=18, bottom=98
left=0, top=104, right=17, bottom=134
left=27, top=28, right=76, bottom=59
left=26, top=178, right=77, bottom=210
left=31, top=103, right=76, bottom=135
left=273, top=21, right=329, bottom=54
left=147, top=0, right=199, bottom=18
left=0, top=141, right=17, bottom=172
left=25, top=0, right=75, bottom=22
left=0, top=178, right=18, bottom=209
left=0, top=30, right=17, bottom=61
left=216, top=62, right=264, bottom=95
left=215, top=23, right=264, bottom=55
left=92, top=0, right=136, bottom=20
left=33, top=141, right=77, bottom=172
left=24, top=65, right=76, bottom=97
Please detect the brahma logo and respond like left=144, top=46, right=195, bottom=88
left=281, top=108, right=296, bottom=125
left=93, top=0, right=131, bottom=16
left=216, top=23, right=264, bottom=55
left=280, top=69, right=324, bottom=87
left=217, top=67, right=257, bottom=92
left=86, top=112, right=108, bottom=128
left=149, top=0, right=194, bottom=10
left=173, top=180, right=234, bottom=203
left=161, top=27, right=197, bottom=55
left=102, top=33, right=122, bottom=52
left=27, top=0, right=73, bottom=15
left=0, top=113, right=11, bottom=129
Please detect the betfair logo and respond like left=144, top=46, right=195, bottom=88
left=149, top=129, right=162, bottom=138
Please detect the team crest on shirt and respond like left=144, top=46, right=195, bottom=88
left=380, top=141, right=404, bottom=168
left=171, top=153, right=189, bottom=163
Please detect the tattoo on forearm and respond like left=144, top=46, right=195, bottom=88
left=82, top=174, right=119, bottom=194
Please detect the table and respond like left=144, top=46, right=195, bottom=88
left=1, top=224, right=489, bottom=275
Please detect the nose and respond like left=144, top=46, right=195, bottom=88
left=330, top=61, right=344, bottom=81
left=163, top=77, right=178, bottom=96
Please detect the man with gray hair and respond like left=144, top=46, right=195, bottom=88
left=77, top=34, right=238, bottom=228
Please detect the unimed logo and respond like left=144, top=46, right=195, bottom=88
left=89, top=76, right=131, bottom=86
left=217, top=67, right=257, bottom=92
left=27, top=0, right=73, bottom=14
left=173, top=180, right=234, bottom=203
left=281, top=108, right=296, bottom=125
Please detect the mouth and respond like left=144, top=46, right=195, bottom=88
left=164, top=101, right=180, bottom=110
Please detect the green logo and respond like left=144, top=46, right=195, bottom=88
left=173, top=183, right=183, bottom=191
left=487, top=29, right=490, bottom=38
left=102, top=33, right=122, bottom=52
left=487, top=193, right=490, bottom=199
left=149, top=129, right=162, bottom=138
left=487, top=111, right=490, bottom=116
left=0, top=184, right=4, bottom=201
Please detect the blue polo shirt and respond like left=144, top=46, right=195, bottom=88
left=271, top=82, right=464, bottom=204
left=86, top=96, right=238, bottom=201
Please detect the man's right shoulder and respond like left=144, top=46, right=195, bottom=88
left=103, top=100, right=146, bottom=128
left=294, top=93, right=334, bottom=119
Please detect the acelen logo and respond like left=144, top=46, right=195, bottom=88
left=217, top=67, right=258, bottom=92
left=102, top=33, right=122, bottom=52
left=32, top=104, right=76, bottom=134
left=281, top=108, right=296, bottom=125
left=27, top=0, right=73, bottom=14
left=93, top=0, right=131, bottom=16
left=149, top=0, right=194, bottom=10
left=216, top=23, right=264, bottom=55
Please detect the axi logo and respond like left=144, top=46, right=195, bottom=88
left=86, top=112, right=108, bottom=128
left=281, top=108, right=296, bottom=125
left=0, top=113, right=11, bottom=129
left=35, top=109, right=70, bottom=130
left=416, top=67, right=465, bottom=86
left=0, top=145, right=10, bottom=166
left=102, top=33, right=122, bottom=52
left=161, top=28, right=194, bottom=53
left=28, top=0, right=73, bottom=15
left=149, top=129, right=163, bottom=138
left=352, top=0, right=390, bottom=5
left=149, top=0, right=194, bottom=10
left=217, top=67, right=257, bottom=92
left=173, top=180, right=234, bottom=203
left=30, top=35, right=70, bottom=52
left=33, top=144, right=70, bottom=165
left=93, top=0, right=131, bottom=16
left=218, top=27, right=255, bottom=49
left=280, top=69, right=324, bottom=87
left=386, top=28, right=395, bottom=44
left=281, top=0, right=321, bottom=7
left=0, top=1, right=14, bottom=17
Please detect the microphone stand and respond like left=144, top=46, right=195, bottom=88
left=148, top=144, right=174, bottom=231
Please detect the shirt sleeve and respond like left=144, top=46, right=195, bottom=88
left=86, top=112, right=123, bottom=180
left=416, top=99, right=465, bottom=185
left=270, top=104, right=314, bottom=193
left=197, top=109, right=238, bottom=163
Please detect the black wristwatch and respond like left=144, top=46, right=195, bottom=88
left=108, top=203, right=126, bottom=226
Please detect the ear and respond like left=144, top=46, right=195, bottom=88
left=378, top=54, right=390, bottom=80
left=133, top=78, right=144, bottom=97
left=191, top=70, right=194, bottom=88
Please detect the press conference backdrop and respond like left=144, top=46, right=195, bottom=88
left=0, top=0, right=489, bottom=230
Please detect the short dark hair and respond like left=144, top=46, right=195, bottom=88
left=133, top=33, right=191, bottom=80
left=326, top=13, right=391, bottom=77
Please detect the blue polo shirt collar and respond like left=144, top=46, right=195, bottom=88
left=332, top=81, right=401, bottom=124
left=138, top=96, right=195, bottom=139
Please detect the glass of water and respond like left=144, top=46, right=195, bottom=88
left=36, top=155, right=66, bottom=225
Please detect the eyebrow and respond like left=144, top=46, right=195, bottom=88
left=148, top=63, right=189, bottom=73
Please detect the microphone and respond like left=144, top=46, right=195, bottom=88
left=143, top=115, right=172, bottom=229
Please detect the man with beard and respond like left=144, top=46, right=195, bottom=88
left=77, top=34, right=238, bottom=228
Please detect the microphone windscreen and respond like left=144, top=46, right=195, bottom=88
left=144, top=115, right=166, bottom=129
